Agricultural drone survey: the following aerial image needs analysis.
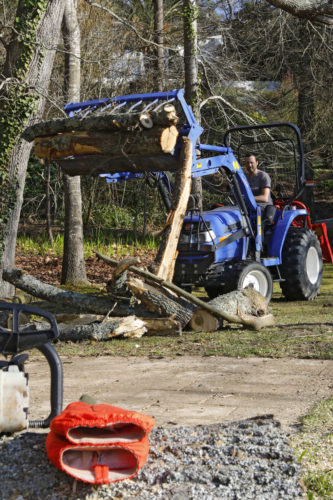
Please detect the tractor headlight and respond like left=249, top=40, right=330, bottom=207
left=179, top=230, right=216, bottom=244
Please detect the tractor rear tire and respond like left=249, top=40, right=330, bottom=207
left=205, top=261, right=273, bottom=302
left=280, top=228, right=323, bottom=300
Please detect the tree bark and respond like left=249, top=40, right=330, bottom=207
left=150, top=136, right=192, bottom=281
left=2, top=267, right=150, bottom=317
left=183, top=0, right=202, bottom=211
left=293, top=19, right=316, bottom=217
left=95, top=252, right=275, bottom=330
left=0, top=0, right=65, bottom=298
left=61, top=0, right=87, bottom=285
left=45, top=160, right=54, bottom=244
left=190, top=288, right=273, bottom=332
left=266, top=0, right=333, bottom=26
left=153, top=0, right=164, bottom=91
left=58, top=316, right=148, bottom=341
left=127, top=277, right=196, bottom=328
left=61, top=173, right=87, bottom=284
left=22, top=315, right=181, bottom=341
left=33, top=126, right=179, bottom=160
left=23, top=106, right=179, bottom=141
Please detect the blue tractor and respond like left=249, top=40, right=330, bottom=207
left=63, top=89, right=332, bottom=302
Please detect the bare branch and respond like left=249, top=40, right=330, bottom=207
left=84, top=0, right=177, bottom=51
left=266, top=0, right=333, bottom=26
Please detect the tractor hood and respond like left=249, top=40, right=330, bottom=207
left=178, top=205, right=248, bottom=257
left=200, top=205, right=246, bottom=232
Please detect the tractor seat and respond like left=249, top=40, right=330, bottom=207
left=262, top=204, right=277, bottom=225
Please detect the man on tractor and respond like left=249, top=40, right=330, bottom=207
left=244, top=153, right=273, bottom=209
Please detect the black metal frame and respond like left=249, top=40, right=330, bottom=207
left=0, top=302, right=63, bottom=428
left=223, top=122, right=306, bottom=196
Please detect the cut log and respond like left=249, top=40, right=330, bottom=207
left=57, top=153, right=178, bottom=176
left=59, top=316, right=147, bottom=341
left=150, top=136, right=193, bottom=281
left=190, top=288, right=274, bottom=332
left=33, top=125, right=179, bottom=160
left=140, top=105, right=178, bottom=129
left=21, top=314, right=181, bottom=341
left=22, top=106, right=179, bottom=142
left=127, top=277, right=196, bottom=328
left=2, top=267, right=150, bottom=317
left=141, top=316, right=182, bottom=336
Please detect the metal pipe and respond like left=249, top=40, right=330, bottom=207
left=29, top=343, right=63, bottom=428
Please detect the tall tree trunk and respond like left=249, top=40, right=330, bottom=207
left=61, top=0, right=87, bottom=284
left=153, top=0, right=164, bottom=91
left=295, top=20, right=315, bottom=215
left=0, top=0, right=65, bottom=298
left=45, top=160, right=54, bottom=244
left=183, top=0, right=202, bottom=210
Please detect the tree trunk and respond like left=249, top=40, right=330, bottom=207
left=19, top=315, right=181, bottom=341
left=126, top=277, right=196, bottom=328
left=183, top=0, right=202, bottom=210
left=150, top=136, right=192, bottom=281
left=61, top=173, right=87, bottom=284
left=153, top=0, right=164, bottom=91
left=23, top=105, right=179, bottom=141
left=0, top=0, right=65, bottom=298
left=33, top=126, right=179, bottom=160
left=61, top=0, right=87, bottom=285
left=295, top=20, right=315, bottom=215
left=266, top=0, right=333, bottom=26
left=2, top=267, right=151, bottom=317
left=45, top=160, right=54, bottom=244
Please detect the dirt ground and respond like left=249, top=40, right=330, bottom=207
left=27, top=354, right=333, bottom=434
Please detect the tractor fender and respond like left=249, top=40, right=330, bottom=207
left=268, top=209, right=308, bottom=261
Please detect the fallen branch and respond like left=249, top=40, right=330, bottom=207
left=2, top=267, right=149, bottom=317
left=21, top=315, right=181, bottom=341
left=95, top=253, right=275, bottom=330
left=127, top=277, right=195, bottom=328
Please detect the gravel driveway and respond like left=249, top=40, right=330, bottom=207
left=0, top=415, right=305, bottom=499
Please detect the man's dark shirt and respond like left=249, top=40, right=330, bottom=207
left=246, top=169, right=273, bottom=208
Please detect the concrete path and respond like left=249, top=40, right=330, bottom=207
left=27, top=355, right=333, bottom=433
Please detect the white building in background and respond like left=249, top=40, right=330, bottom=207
left=101, top=51, right=145, bottom=87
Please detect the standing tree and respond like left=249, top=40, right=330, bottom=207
left=183, top=0, right=202, bottom=209
left=153, top=0, right=164, bottom=91
left=0, top=0, right=65, bottom=298
left=61, top=0, right=87, bottom=284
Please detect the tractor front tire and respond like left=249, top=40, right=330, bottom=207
left=205, top=261, right=273, bottom=302
left=280, top=228, right=323, bottom=300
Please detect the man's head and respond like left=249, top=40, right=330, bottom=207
left=244, top=153, right=259, bottom=176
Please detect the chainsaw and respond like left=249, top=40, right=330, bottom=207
left=0, top=302, right=63, bottom=432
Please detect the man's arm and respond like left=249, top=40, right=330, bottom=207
left=254, top=187, right=270, bottom=203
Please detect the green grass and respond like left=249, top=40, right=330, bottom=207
left=290, top=396, right=333, bottom=499
left=16, top=229, right=159, bottom=259
left=51, top=263, right=333, bottom=360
